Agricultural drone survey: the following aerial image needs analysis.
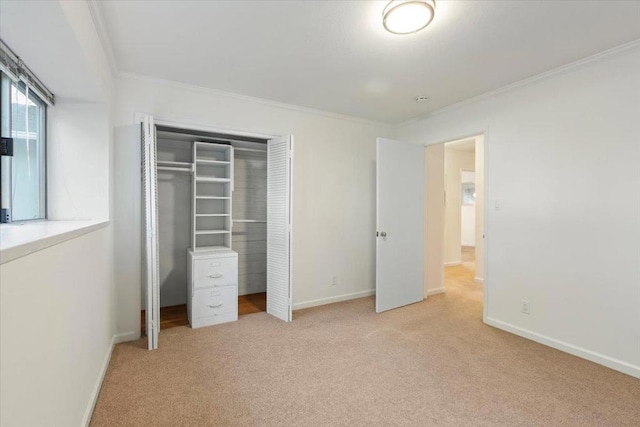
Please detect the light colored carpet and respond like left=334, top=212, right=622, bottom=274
left=91, top=255, right=640, bottom=426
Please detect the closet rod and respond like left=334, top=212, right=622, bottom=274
left=234, top=147, right=267, bottom=154
left=233, top=219, right=267, bottom=223
left=158, top=166, right=193, bottom=173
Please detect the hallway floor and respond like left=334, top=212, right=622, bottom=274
left=444, top=246, right=482, bottom=303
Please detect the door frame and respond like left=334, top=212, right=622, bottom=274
left=135, top=113, right=281, bottom=141
left=424, top=131, right=489, bottom=323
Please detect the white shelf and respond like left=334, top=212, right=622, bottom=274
left=192, top=245, right=232, bottom=253
left=195, top=177, right=231, bottom=183
left=195, top=230, right=231, bottom=235
left=192, top=141, right=233, bottom=250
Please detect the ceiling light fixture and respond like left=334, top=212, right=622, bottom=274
left=382, top=0, right=436, bottom=35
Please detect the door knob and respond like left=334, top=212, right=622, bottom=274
left=380, top=231, right=387, bottom=237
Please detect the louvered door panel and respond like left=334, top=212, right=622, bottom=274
left=266, top=136, right=293, bottom=322
left=141, top=115, right=160, bottom=349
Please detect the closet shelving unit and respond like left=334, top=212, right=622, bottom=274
left=192, top=142, right=234, bottom=251
left=141, top=120, right=293, bottom=338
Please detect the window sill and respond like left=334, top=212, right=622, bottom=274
left=0, top=220, right=110, bottom=265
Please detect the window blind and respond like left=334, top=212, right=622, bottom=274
left=0, top=39, right=55, bottom=106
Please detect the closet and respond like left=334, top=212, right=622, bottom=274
left=140, top=115, right=292, bottom=350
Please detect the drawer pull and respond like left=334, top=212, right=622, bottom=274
left=208, top=273, right=223, bottom=279
left=207, top=303, right=223, bottom=308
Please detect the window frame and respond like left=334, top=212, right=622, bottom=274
left=0, top=71, right=47, bottom=223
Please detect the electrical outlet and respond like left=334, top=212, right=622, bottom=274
left=331, top=276, right=338, bottom=286
left=521, top=299, right=530, bottom=315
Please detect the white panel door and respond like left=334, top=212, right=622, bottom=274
left=266, top=135, right=293, bottom=322
left=141, top=115, right=160, bottom=349
left=376, top=137, right=425, bottom=312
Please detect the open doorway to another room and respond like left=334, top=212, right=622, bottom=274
left=424, top=135, right=484, bottom=310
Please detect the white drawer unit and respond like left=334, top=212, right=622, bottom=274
left=192, top=287, right=237, bottom=318
left=193, top=257, right=238, bottom=289
left=187, top=248, right=238, bottom=328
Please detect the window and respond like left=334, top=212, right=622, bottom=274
left=0, top=72, right=47, bottom=222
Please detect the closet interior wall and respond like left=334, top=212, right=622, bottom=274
left=156, top=135, right=192, bottom=308
left=233, top=148, right=267, bottom=296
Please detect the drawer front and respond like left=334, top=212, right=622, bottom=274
left=192, top=286, right=237, bottom=319
left=193, top=257, right=238, bottom=288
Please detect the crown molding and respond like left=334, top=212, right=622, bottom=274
left=396, top=38, right=640, bottom=129
left=118, top=71, right=394, bottom=128
left=86, top=0, right=119, bottom=78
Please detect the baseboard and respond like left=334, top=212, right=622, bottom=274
left=81, top=333, right=120, bottom=427
left=293, top=289, right=375, bottom=310
left=485, top=317, right=640, bottom=379
left=113, top=331, right=137, bottom=344
left=444, top=261, right=461, bottom=267
left=474, top=277, right=484, bottom=283
left=426, top=287, right=446, bottom=296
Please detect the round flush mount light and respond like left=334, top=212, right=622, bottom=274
left=415, top=96, right=430, bottom=103
left=383, top=0, right=436, bottom=35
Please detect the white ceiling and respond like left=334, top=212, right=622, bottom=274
left=97, top=0, right=640, bottom=124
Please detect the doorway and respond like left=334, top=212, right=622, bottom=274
left=424, top=135, right=484, bottom=305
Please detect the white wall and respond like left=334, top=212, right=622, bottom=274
left=460, top=170, right=476, bottom=247
left=396, top=44, right=640, bottom=378
left=0, top=1, right=119, bottom=425
left=113, top=125, right=141, bottom=337
left=444, top=148, right=475, bottom=265
left=113, top=75, right=394, bottom=337
left=0, top=227, right=114, bottom=427
left=48, top=103, right=111, bottom=221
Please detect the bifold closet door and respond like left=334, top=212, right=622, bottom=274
left=266, top=135, right=293, bottom=322
left=141, top=114, right=160, bottom=350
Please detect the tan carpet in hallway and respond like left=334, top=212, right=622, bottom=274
left=92, top=261, right=640, bottom=426
left=444, top=245, right=481, bottom=303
